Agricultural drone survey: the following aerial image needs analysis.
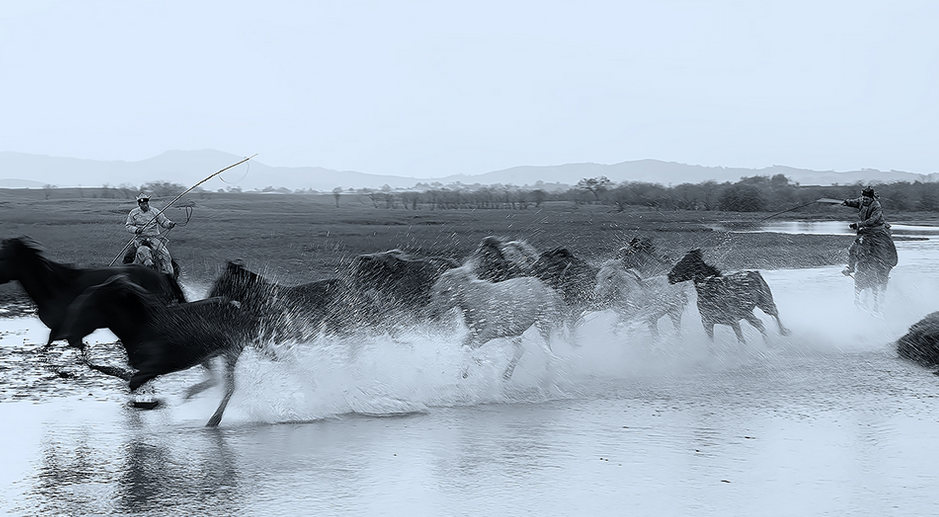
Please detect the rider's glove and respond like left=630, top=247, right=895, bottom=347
left=167, top=222, right=176, bottom=229
left=135, top=227, right=143, bottom=234
left=849, top=222, right=858, bottom=230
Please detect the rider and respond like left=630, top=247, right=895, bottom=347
left=125, top=193, right=176, bottom=275
left=841, top=186, right=888, bottom=276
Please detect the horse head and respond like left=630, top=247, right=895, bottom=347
left=668, top=249, right=720, bottom=284
left=209, top=260, right=272, bottom=301
left=468, top=236, right=538, bottom=281
left=0, top=236, right=45, bottom=284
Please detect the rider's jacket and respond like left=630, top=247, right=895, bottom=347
left=125, top=207, right=173, bottom=238
left=843, top=197, right=886, bottom=232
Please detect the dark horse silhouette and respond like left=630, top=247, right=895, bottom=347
left=850, top=229, right=898, bottom=312
left=0, top=236, right=186, bottom=347
left=52, top=275, right=256, bottom=426
left=667, top=249, right=789, bottom=342
left=896, top=312, right=939, bottom=367
left=208, top=260, right=346, bottom=341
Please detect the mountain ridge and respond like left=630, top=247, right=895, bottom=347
left=0, top=150, right=935, bottom=191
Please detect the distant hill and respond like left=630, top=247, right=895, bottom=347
left=438, top=160, right=936, bottom=187
left=0, top=150, right=418, bottom=192
left=0, top=150, right=934, bottom=191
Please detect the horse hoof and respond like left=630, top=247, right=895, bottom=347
left=129, top=398, right=161, bottom=410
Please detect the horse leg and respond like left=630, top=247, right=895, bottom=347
left=757, top=301, right=790, bottom=336
left=668, top=309, right=682, bottom=335
left=744, top=313, right=768, bottom=342
left=702, top=321, right=715, bottom=341
left=731, top=322, right=746, bottom=344
left=206, top=354, right=240, bottom=427
left=460, top=332, right=484, bottom=379
left=646, top=317, right=660, bottom=340
left=535, top=321, right=558, bottom=359
left=185, top=361, right=218, bottom=399
left=503, top=336, right=525, bottom=381
left=78, top=343, right=134, bottom=381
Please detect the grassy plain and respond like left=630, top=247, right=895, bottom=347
left=1, top=188, right=932, bottom=300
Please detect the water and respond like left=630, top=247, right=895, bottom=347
left=3, top=222, right=939, bottom=516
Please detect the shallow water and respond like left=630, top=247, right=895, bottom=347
left=3, top=223, right=939, bottom=516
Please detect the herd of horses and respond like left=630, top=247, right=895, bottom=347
left=0, top=231, right=927, bottom=427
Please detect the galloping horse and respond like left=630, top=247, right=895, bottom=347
left=851, top=229, right=897, bottom=312
left=667, top=249, right=789, bottom=343
left=208, top=260, right=346, bottom=341
left=0, top=236, right=186, bottom=347
left=52, top=275, right=256, bottom=427
left=429, top=266, right=564, bottom=380
left=465, top=236, right=540, bottom=282
left=594, top=260, right=689, bottom=338
left=896, top=311, right=939, bottom=367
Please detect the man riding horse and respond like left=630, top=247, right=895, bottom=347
left=841, top=186, right=890, bottom=276
left=125, top=193, right=176, bottom=275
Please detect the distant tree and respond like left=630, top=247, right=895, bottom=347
left=576, top=176, right=612, bottom=201
left=719, top=184, right=766, bottom=212
left=531, top=189, right=547, bottom=207
left=43, top=184, right=56, bottom=200
left=333, top=186, right=343, bottom=208
left=141, top=181, right=186, bottom=197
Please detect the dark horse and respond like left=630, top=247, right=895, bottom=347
left=850, top=229, right=898, bottom=312
left=667, top=249, right=789, bottom=342
left=208, top=260, right=346, bottom=341
left=896, top=312, right=939, bottom=367
left=52, top=275, right=255, bottom=426
left=0, top=236, right=186, bottom=347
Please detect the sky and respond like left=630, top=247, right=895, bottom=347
left=2, top=0, right=938, bottom=178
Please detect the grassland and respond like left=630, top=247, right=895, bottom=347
left=1, top=188, right=932, bottom=301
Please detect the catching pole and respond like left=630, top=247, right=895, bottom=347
left=759, top=197, right=843, bottom=221
left=109, top=154, right=257, bottom=266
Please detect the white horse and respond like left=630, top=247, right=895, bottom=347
left=429, top=266, right=564, bottom=379
left=465, top=235, right=541, bottom=282
left=594, top=260, right=689, bottom=338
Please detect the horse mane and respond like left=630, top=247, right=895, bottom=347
left=688, top=249, right=722, bottom=277
left=5, top=236, right=80, bottom=283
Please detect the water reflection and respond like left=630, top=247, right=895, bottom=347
left=115, top=419, right=241, bottom=515
left=22, top=412, right=242, bottom=516
left=715, top=220, right=939, bottom=238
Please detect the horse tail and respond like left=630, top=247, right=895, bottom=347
left=750, top=271, right=780, bottom=317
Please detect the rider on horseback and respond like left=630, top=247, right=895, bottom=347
left=842, top=186, right=888, bottom=276
left=125, top=193, right=176, bottom=275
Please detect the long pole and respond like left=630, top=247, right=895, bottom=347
left=759, top=197, right=843, bottom=221
left=109, top=154, right=257, bottom=266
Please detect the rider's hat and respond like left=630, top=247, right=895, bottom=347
left=861, top=186, right=876, bottom=198
left=136, top=193, right=150, bottom=202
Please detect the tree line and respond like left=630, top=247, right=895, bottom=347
left=335, top=175, right=939, bottom=213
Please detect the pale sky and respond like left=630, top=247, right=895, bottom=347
left=2, top=1, right=938, bottom=178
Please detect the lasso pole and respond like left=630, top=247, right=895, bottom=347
left=759, top=198, right=842, bottom=221
left=109, top=154, right=257, bottom=266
